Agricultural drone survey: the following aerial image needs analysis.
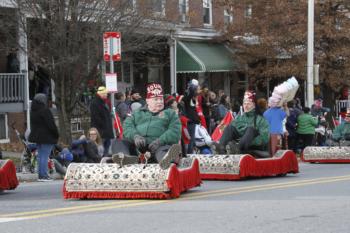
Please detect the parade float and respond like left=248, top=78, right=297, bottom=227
left=302, top=146, right=350, bottom=163
left=189, top=150, right=299, bottom=180
left=0, top=159, right=19, bottom=191
left=63, top=157, right=201, bottom=199
left=194, top=77, right=299, bottom=180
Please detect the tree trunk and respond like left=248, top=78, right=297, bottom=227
left=57, top=105, right=72, bottom=144
left=55, top=70, right=72, bottom=144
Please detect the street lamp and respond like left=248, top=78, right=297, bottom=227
left=307, top=0, right=314, bottom=107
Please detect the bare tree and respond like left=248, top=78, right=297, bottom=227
left=6, top=0, right=173, bottom=142
left=217, top=0, right=350, bottom=93
left=315, top=0, right=350, bottom=91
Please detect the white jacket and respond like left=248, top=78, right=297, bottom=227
left=195, top=124, right=212, bottom=147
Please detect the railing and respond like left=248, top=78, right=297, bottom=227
left=335, top=100, right=350, bottom=116
left=0, top=73, right=26, bottom=103
left=70, top=101, right=91, bottom=134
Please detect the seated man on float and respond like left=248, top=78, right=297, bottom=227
left=213, top=90, right=269, bottom=158
left=329, top=108, right=350, bottom=146
left=110, top=83, right=182, bottom=169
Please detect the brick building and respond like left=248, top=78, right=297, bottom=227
left=0, top=0, right=248, bottom=143
left=117, top=0, right=246, bottom=97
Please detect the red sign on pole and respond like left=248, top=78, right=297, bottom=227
left=103, top=32, right=121, bottom=61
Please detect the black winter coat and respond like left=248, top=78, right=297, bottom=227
left=115, top=100, right=129, bottom=122
left=90, top=96, right=114, bottom=139
left=183, top=86, right=200, bottom=124
left=29, top=100, right=59, bottom=144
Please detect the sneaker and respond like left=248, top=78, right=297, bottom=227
left=159, top=144, right=181, bottom=170
left=226, top=141, right=240, bottom=155
left=112, top=152, right=138, bottom=167
left=100, top=157, right=113, bottom=164
left=211, top=142, right=225, bottom=155
left=38, top=177, right=53, bottom=182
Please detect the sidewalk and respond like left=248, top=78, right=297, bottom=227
left=1, top=151, right=63, bottom=182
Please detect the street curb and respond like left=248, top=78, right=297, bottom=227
left=1, top=151, right=22, bottom=158
left=16, top=172, right=63, bottom=183
left=2, top=151, right=64, bottom=182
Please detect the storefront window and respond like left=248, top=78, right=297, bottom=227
left=114, top=61, right=132, bottom=83
left=203, top=0, right=212, bottom=25
left=179, top=0, right=189, bottom=23
left=123, top=61, right=131, bottom=83
left=151, top=0, right=165, bottom=16
left=224, top=8, right=233, bottom=25
left=0, top=114, right=8, bottom=140
left=245, top=4, right=252, bottom=18
left=148, top=66, right=161, bottom=83
left=114, top=62, right=122, bottom=82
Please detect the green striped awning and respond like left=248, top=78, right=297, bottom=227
left=176, top=41, right=238, bottom=73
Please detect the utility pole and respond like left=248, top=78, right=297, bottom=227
left=103, top=32, right=121, bottom=138
left=109, top=39, right=115, bottom=110
left=307, top=0, right=315, bottom=107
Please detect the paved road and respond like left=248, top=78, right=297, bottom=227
left=1, top=162, right=350, bottom=233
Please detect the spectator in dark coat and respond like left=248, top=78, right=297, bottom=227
left=126, top=88, right=146, bottom=107
left=115, top=92, right=129, bottom=123
left=90, top=86, right=114, bottom=156
left=216, top=94, right=231, bottom=122
left=200, top=86, right=211, bottom=130
left=29, top=93, right=59, bottom=181
left=286, top=101, right=302, bottom=152
left=183, top=79, right=201, bottom=154
left=256, top=98, right=268, bottom=115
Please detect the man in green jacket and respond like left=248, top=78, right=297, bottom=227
left=111, top=83, right=181, bottom=169
left=329, top=109, right=350, bottom=146
left=214, top=90, right=269, bottom=158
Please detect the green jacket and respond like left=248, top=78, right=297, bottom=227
left=123, top=107, right=181, bottom=145
left=296, top=113, right=318, bottom=135
left=332, top=121, right=350, bottom=141
left=231, top=110, right=269, bottom=147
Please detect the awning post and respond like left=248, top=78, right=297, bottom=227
left=169, top=36, right=177, bottom=94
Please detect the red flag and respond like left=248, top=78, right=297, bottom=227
left=180, top=115, right=190, bottom=145
left=113, top=112, right=123, bottom=139
left=196, top=95, right=207, bottom=129
left=211, top=111, right=234, bottom=142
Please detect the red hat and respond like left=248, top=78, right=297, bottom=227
left=243, top=90, right=256, bottom=103
left=164, top=94, right=175, bottom=105
left=146, top=83, right=163, bottom=99
left=176, top=94, right=184, bottom=103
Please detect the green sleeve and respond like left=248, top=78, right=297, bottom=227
left=123, top=115, right=138, bottom=142
left=159, top=110, right=181, bottom=145
left=252, top=116, right=269, bottom=147
left=231, top=115, right=245, bottom=136
left=310, top=116, right=318, bottom=127
left=332, top=124, right=343, bottom=141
